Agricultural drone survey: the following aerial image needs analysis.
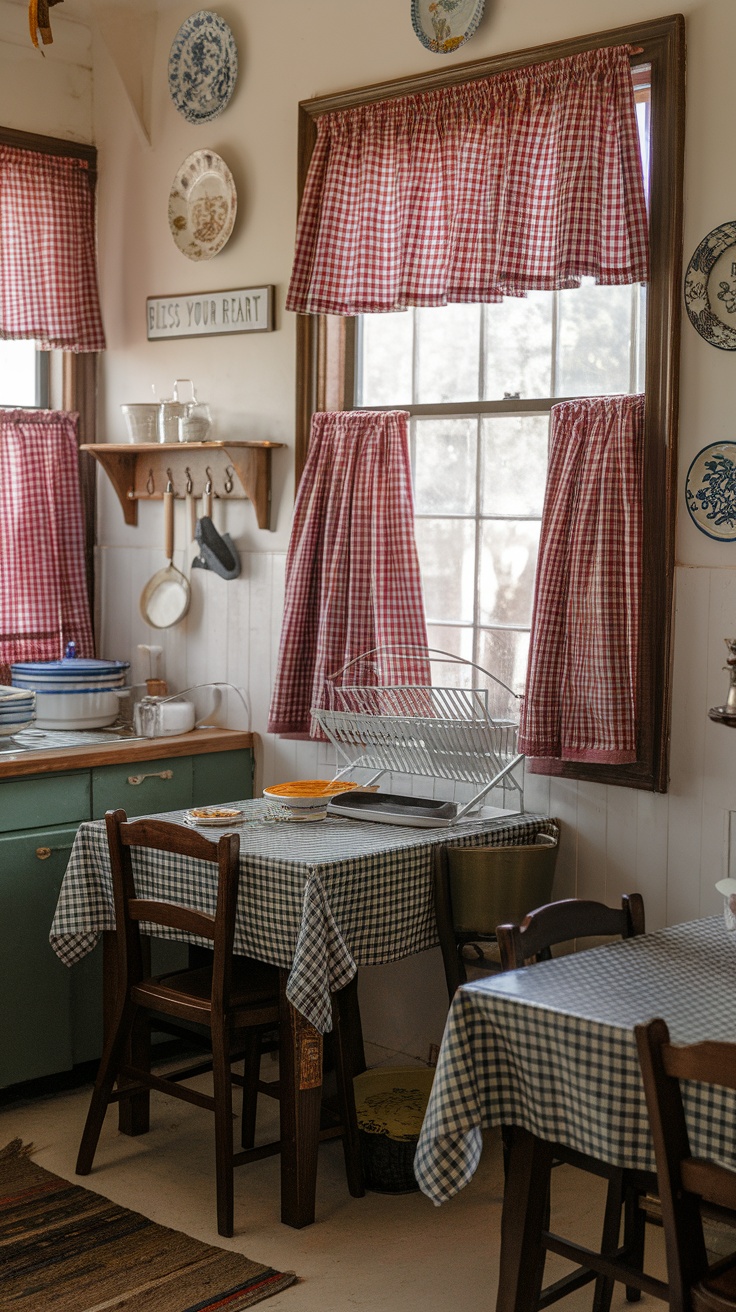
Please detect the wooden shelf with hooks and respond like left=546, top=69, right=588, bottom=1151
left=80, top=441, right=285, bottom=530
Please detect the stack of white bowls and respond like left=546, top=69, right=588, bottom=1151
left=11, top=656, right=130, bottom=729
left=0, top=686, right=35, bottom=736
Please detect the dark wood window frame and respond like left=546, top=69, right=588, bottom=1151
left=293, top=15, right=685, bottom=793
left=0, top=123, right=99, bottom=607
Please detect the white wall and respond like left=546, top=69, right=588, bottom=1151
left=5, top=0, right=736, bottom=1058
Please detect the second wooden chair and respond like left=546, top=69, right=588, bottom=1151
left=636, top=1017, right=736, bottom=1312
left=496, top=893, right=649, bottom=1312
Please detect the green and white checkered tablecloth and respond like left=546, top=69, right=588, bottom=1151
left=415, top=916, right=736, bottom=1203
left=51, top=801, right=550, bottom=1033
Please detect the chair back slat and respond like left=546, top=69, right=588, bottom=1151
left=497, top=893, right=645, bottom=971
left=128, top=898, right=217, bottom=941
left=664, top=1040, right=736, bottom=1092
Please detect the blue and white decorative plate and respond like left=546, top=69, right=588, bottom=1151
left=411, top=0, right=485, bottom=54
left=168, top=10, right=238, bottom=125
left=684, top=221, right=736, bottom=350
left=685, top=441, right=736, bottom=540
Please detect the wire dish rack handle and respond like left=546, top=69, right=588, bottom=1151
left=312, top=645, right=525, bottom=822
left=323, top=644, right=520, bottom=705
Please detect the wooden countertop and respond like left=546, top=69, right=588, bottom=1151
left=0, top=728, right=254, bottom=781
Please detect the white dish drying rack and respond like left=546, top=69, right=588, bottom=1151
left=311, top=647, right=525, bottom=826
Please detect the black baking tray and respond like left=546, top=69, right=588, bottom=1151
left=327, top=790, right=459, bottom=827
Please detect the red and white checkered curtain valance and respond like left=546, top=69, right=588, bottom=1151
left=268, top=410, right=430, bottom=738
left=518, top=393, right=645, bottom=768
left=0, top=145, right=105, bottom=352
left=287, top=45, right=649, bottom=316
left=0, top=409, right=95, bottom=683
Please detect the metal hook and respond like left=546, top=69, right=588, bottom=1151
left=146, top=468, right=155, bottom=495
left=205, top=466, right=215, bottom=497
left=185, top=466, right=194, bottom=495
left=224, top=465, right=234, bottom=495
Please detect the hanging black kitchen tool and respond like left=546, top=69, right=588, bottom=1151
left=192, top=516, right=241, bottom=579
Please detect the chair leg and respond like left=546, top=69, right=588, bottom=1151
left=591, top=1170, right=625, bottom=1312
left=331, top=975, right=365, bottom=1198
left=623, top=1182, right=646, bottom=1302
left=241, top=1030, right=262, bottom=1151
left=76, top=998, right=137, bottom=1175
left=211, top=1023, right=235, bottom=1238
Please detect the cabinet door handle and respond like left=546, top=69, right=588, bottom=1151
left=127, top=769, right=174, bottom=786
left=36, top=845, right=74, bottom=860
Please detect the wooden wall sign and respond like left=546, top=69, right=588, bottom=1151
left=146, top=285, right=274, bottom=341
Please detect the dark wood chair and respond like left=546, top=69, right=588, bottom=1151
left=636, top=1017, right=736, bottom=1312
left=75, top=809, right=363, bottom=1236
left=496, top=893, right=649, bottom=1312
left=433, top=824, right=559, bottom=1000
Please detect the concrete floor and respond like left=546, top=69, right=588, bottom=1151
left=0, top=1042, right=668, bottom=1312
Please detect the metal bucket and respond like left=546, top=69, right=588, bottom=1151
left=448, top=828, right=559, bottom=934
left=121, top=403, right=159, bottom=444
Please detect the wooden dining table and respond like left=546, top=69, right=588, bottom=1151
left=50, top=796, right=548, bottom=1228
left=414, top=916, right=736, bottom=1312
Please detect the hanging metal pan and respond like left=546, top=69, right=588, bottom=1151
left=139, top=483, right=191, bottom=629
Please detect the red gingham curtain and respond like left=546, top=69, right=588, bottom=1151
left=0, top=410, right=95, bottom=683
left=0, top=145, right=105, bottom=352
left=518, top=394, right=644, bottom=767
left=268, top=410, right=430, bottom=738
left=286, top=45, right=649, bottom=315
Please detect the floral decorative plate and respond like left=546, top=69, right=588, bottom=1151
left=168, top=10, right=238, bottom=125
left=411, top=0, right=485, bottom=54
left=685, top=441, right=736, bottom=540
left=684, top=221, right=736, bottom=350
left=168, top=149, right=237, bottom=261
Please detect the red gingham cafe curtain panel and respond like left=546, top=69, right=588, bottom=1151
left=0, top=145, right=105, bottom=351
left=268, top=410, right=430, bottom=738
left=286, top=45, right=649, bottom=316
left=0, top=410, right=95, bottom=683
left=518, top=394, right=645, bottom=768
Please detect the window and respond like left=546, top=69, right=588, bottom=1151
left=294, top=17, right=685, bottom=791
left=0, top=339, right=49, bottom=407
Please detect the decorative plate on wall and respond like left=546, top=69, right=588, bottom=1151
left=168, top=149, right=237, bottom=261
left=168, top=10, right=238, bottom=125
left=411, top=0, right=485, bottom=54
left=685, top=441, right=736, bottom=541
left=684, top=221, right=736, bottom=350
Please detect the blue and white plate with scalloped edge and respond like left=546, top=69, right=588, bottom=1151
left=685, top=441, right=736, bottom=541
left=411, top=0, right=485, bottom=54
left=168, top=10, right=238, bottom=125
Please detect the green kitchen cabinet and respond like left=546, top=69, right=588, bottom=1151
left=0, top=740, right=254, bottom=1090
left=0, top=824, right=79, bottom=1086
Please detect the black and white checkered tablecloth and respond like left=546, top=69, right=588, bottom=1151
left=50, top=801, right=550, bottom=1033
left=415, top=916, right=736, bottom=1204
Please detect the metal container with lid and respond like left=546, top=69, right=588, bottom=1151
left=158, top=378, right=205, bottom=443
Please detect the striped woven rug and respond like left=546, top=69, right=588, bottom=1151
left=0, top=1140, right=297, bottom=1310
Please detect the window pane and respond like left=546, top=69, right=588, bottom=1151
left=425, top=624, right=475, bottom=678
left=477, top=628, right=530, bottom=713
left=0, top=341, right=38, bottom=406
left=414, top=417, right=477, bottom=514
left=483, top=292, right=553, bottom=399
left=479, top=520, right=540, bottom=626
left=415, top=304, right=481, bottom=403
left=358, top=311, right=413, bottom=406
left=481, top=416, right=549, bottom=515
left=557, top=280, right=634, bottom=396
left=414, top=517, right=475, bottom=623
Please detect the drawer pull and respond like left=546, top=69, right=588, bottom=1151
left=36, top=845, right=73, bottom=860
left=127, top=769, right=174, bottom=786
